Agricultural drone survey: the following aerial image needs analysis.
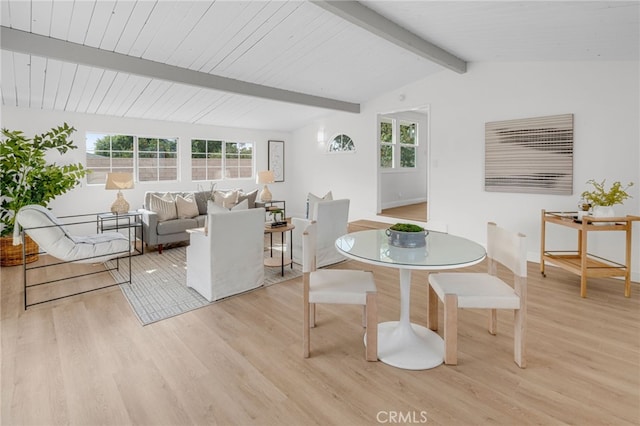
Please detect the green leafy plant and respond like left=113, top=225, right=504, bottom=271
left=389, top=223, right=425, bottom=232
left=580, top=179, right=633, bottom=207
left=269, top=208, right=284, bottom=222
left=0, top=123, right=87, bottom=237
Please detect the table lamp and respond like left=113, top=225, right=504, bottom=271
left=256, top=170, right=275, bottom=202
left=105, top=172, right=134, bottom=214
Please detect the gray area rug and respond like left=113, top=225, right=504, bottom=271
left=107, top=246, right=301, bottom=325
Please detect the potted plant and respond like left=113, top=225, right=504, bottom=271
left=386, top=223, right=428, bottom=248
left=580, top=179, right=633, bottom=219
left=0, top=123, right=87, bottom=266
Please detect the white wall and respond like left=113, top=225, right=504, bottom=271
left=1, top=107, right=292, bottom=217
left=291, top=61, right=640, bottom=280
left=3, top=61, right=638, bottom=281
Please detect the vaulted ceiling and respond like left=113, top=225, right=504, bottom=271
left=1, top=1, right=638, bottom=132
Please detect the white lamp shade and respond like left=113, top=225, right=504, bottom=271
left=256, top=170, right=275, bottom=184
left=105, top=172, right=134, bottom=190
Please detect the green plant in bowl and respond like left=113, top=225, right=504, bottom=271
left=389, top=223, right=425, bottom=232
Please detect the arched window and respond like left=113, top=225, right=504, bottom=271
left=327, top=134, right=355, bottom=153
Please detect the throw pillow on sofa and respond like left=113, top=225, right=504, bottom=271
left=207, top=198, right=248, bottom=213
left=236, top=189, right=258, bottom=209
left=176, top=194, right=200, bottom=219
left=194, top=185, right=216, bottom=215
left=213, top=190, right=239, bottom=209
left=231, top=199, right=249, bottom=210
left=150, top=193, right=178, bottom=222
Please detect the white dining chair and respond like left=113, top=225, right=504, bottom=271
left=427, top=222, right=527, bottom=368
left=302, top=222, right=378, bottom=361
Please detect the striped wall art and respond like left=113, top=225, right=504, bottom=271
left=485, top=114, right=574, bottom=195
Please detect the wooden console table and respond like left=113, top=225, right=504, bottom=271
left=540, top=209, right=640, bottom=298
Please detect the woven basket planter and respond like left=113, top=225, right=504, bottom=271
left=0, top=235, right=39, bottom=266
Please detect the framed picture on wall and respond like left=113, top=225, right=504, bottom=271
left=268, top=140, right=285, bottom=182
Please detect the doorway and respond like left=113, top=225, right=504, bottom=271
left=376, top=106, right=430, bottom=222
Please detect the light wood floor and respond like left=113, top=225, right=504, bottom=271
left=1, top=219, right=639, bottom=425
left=380, top=202, right=427, bottom=222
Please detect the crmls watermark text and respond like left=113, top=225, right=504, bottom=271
left=376, top=411, right=428, bottom=424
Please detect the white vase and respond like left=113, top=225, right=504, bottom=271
left=592, top=205, right=615, bottom=225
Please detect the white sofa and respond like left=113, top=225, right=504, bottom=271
left=292, top=199, right=349, bottom=268
left=186, top=207, right=265, bottom=302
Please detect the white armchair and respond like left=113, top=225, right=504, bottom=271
left=186, top=207, right=265, bottom=302
left=292, top=199, right=349, bottom=268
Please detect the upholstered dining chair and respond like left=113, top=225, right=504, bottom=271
left=427, top=222, right=527, bottom=368
left=293, top=199, right=350, bottom=268
left=302, top=222, right=378, bottom=361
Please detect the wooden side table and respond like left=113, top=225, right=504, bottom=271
left=540, top=209, right=640, bottom=297
left=264, top=223, right=294, bottom=276
left=256, top=200, right=286, bottom=219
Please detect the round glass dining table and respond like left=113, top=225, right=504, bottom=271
left=335, top=229, right=486, bottom=370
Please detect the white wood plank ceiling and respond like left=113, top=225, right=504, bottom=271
left=1, top=1, right=638, bottom=132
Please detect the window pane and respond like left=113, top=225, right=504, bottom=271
left=208, top=167, right=223, bottom=180
left=192, top=167, right=207, bottom=181
left=161, top=138, right=177, bottom=152
left=159, top=168, right=177, bottom=181
left=138, top=168, right=158, bottom=181
left=86, top=133, right=134, bottom=183
left=192, top=139, right=253, bottom=180
left=400, top=122, right=417, bottom=145
left=208, top=140, right=222, bottom=153
left=400, top=146, right=416, bottom=168
left=328, top=134, right=355, bottom=152
left=87, top=169, right=109, bottom=184
left=192, top=139, right=206, bottom=154
left=238, top=166, right=252, bottom=178
left=380, top=145, right=393, bottom=168
left=138, top=138, right=156, bottom=151
left=380, top=121, right=393, bottom=143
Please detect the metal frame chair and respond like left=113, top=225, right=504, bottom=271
left=16, top=205, right=132, bottom=309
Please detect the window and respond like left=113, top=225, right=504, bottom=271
left=86, top=133, right=178, bottom=184
left=138, top=137, right=178, bottom=182
left=191, top=139, right=254, bottom=180
left=86, top=133, right=134, bottom=184
left=379, top=118, right=418, bottom=169
left=327, top=134, right=355, bottom=153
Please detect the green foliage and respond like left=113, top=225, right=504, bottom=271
left=93, top=134, right=134, bottom=157
left=380, top=122, right=392, bottom=143
left=580, top=179, right=633, bottom=207
left=389, top=223, right=424, bottom=232
left=400, top=146, right=415, bottom=168
left=269, top=209, right=284, bottom=222
left=380, top=145, right=393, bottom=168
left=400, top=123, right=416, bottom=145
left=0, top=123, right=87, bottom=236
